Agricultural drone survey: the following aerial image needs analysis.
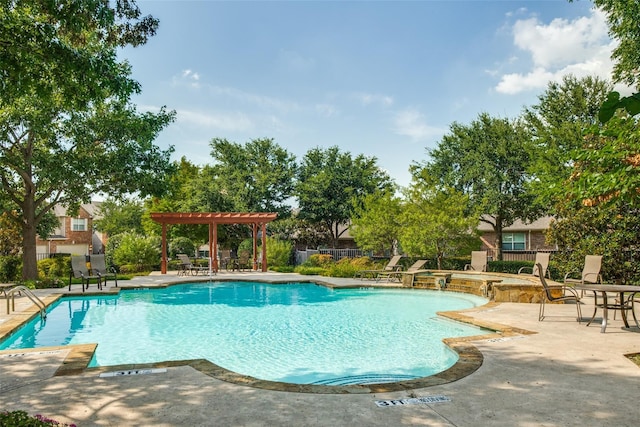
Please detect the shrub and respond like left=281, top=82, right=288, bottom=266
left=324, top=257, right=360, bottom=278
left=112, top=232, right=161, bottom=271
left=37, top=256, right=69, bottom=279
left=0, top=410, right=76, bottom=426
left=294, top=266, right=326, bottom=275
left=169, top=237, right=195, bottom=258
left=0, top=255, right=21, bottom=282
left=304, top=254, right=333, bottom=268
left=270, top=265, right=294, bottom=273
left=266, top=237, right=293, bottom=267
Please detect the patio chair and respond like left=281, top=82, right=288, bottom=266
left=384, top=259, right=428, bottom=282
left=354, top=255, right=403, bottom=280
left=69, top=255, right=102, bottom=292
left=464, top=251, right=487, bottom=272
left=518, top=252, right=551, bottom=279
left=90, top=254, right=118, bottom=288
left=219, top=249, right=231, bottom=270
left=177, top=254, right=208, bottom=276
left=539, top=264, right=582, bottom=323
left=564, top=255, right=602, bottom=296
left=235, top=250, right=253, bottom=271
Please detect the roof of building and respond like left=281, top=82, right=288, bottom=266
left=53, top=201, right=103, bottom=219
left=476, top=215, right=554, bottom=232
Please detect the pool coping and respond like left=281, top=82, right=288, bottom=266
left=0, top=282, right=537, bottom=394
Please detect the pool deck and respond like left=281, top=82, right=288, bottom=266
left=1, top=271, right=640, bottom=426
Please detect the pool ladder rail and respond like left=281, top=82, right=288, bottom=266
left=5, top=285, right=47, bottom=320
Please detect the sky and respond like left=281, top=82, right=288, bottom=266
left=120, top=0, right=623, bottom=188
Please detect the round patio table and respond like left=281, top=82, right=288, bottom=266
left=576, top=284, right=640, bottom=333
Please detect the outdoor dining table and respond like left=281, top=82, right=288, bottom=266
left=575, top=284, right=640, bottom=333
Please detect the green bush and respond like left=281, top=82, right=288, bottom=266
left=294, top=266, right=326, bottom=275
left=104, top=233, right=124, bottom=268
left=37, top=256, right=70, bottom=279
left=270, top=265, right=294, bottom=273
left=303, top=254, right=333, bottom=268
left=266, top=237, right=293, bottom=267
left=324, top=258, right=360, bottom=277
left=0, top=255, right=21, bottom=282
left=112, top=232, right=161, bottom=271
left=169, top=237, right=195, bottom=258
left=0, top=410, right=75, bottom=426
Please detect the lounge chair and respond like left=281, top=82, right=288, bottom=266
left=69, top=255, right=102, bottom=292
left=518, top=252, right=551, bottom=279
left=177, top=254, right=209, bottom=276
left=539, top=264, right=582, bottom=322
left=464, top=251, right=487, bottom=272
left=354, top=255, right=403, bottom=280
left=384, top=259, right=428, bottom=282
left=564, top=255, right=602, bottom=296
left=90, top=254, right=118, bottom=287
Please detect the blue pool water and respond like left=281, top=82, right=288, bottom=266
left=0, top=282, right=488, bottom=385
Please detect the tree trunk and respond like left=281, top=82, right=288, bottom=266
left=21, top=196, right=39, bottom=281
left=494, top=217, right=503, bottom=261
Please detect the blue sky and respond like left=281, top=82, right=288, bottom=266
left=121, top=1, right=619, bottom=188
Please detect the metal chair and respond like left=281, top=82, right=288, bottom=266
left=539, top=264, right=582, bottom=323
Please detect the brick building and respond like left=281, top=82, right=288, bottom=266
left=477, top=216, right=556, bottom=260
left=36, top=202, right=105, bottom=258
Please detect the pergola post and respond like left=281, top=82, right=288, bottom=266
left=161, top=223, right=167, bottom=274
left=212, top=222, right=218, bottom=271
left=261, top=222, right=267, bottom=272
left=252, top=223, right=258, bottom=270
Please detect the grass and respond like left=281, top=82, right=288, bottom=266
left=626, top=353, right=640, bottom=367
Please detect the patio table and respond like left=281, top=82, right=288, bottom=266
left=575, top=284, right=640, bottom=333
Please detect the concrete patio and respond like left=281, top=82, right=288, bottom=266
left=1, top=271, right=639, bottom=426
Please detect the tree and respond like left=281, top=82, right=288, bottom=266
left=350, top=190, right=402, bottom=256
left=0, top=1, right=176, bottom=280
left=415, top=113, right=534, bottom=260
left=94, top=199, right=145, bottom=236
left=399, top=176, right=479, bottom=269
left=296, top=146, right=393, bottom=247
left=523, top=75, right=612, bottom=208
left=571, top=116, right=640, bottom=207
left=547, top=196, right=640, bottom=285
left=208, top=138, right=297, bottom=217
left=584, top=1, right=640, bottom=121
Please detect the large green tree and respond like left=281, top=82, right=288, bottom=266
left=415, top=113, right=534, bottom=260
left=0, top=0, right=175, bottom=280
left=350, top=190, right=402, bottom=256
left=589, top=0, right=640, bottom=121
left=400, top=175, right=479, bottom=269
left=296, top=146, right=393, bottom=247
left=208, top=138, right=297, bottom=217
left=94, top=199, right=145, bottom=236
left=523, top=75, right=612, bottom=208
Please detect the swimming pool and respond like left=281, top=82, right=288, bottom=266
left=0, top=282, right=488, bottom=385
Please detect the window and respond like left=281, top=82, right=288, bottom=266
left=71, top=218, right=87, bottom=232
left=502, top=232, right=526, bottom=250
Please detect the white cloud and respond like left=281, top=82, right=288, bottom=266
left=315, top=103, right=339, bottom=117
left=278, top=49, right=316, bottom=71
left=392, top=108, right=444, bottom=141
left=177, top=109, right=254, bottom=132
left=354, top=92, right=394, bottom=107
left=495, top=8, right=617, bottom=95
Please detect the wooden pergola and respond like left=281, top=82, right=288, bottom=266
left=150, top=212, right=278, bottom=274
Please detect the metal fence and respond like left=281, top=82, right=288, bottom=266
left=295, top=248, right=366, bottom=265
left=485, top=249, right=557, bottom=262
